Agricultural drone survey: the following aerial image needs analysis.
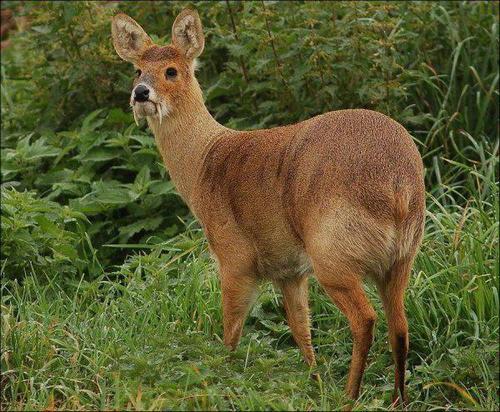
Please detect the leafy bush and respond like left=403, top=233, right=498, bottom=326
left=1, top=1, right=121, bottom=132
left=1, top=108, right=188, bottom=266
left=1, top=0, right=498, bottom=270
left=0, top=187, right=97, bottom=280
left=2, top=2, right=498, bottom=161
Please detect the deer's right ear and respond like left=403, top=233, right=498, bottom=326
left=111, top=14, right=152, bottom=64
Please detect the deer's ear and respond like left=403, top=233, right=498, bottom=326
left=112, top=13, right=152, bottom=64
left=172, top=8, right=204, bottom=60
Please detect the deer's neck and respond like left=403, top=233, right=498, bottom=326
left=147, top=81, right=227, bottom=208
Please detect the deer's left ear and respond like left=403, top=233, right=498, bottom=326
left=112, top=13, right=152, bottom=64
left=172, top=8, right=204, bottom=60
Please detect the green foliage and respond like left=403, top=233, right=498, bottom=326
left=0, top=187, right=97, bottom=280
left=1, top=109, right=187, bottom=266
left=2, top=2, right=498, bottom=169
left=1, top=0, right=498, bottom=270
left=1, top=1, right=121, bottom=131
left=0, top=1, right=498, bottom=410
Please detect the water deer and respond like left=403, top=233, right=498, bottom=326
left=112, top=8, right=425, bottom=404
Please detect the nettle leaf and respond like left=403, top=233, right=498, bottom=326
left=25, top=142, right=60, bottom=160
left=80, top=109, right=106, bottom=133
left=35, top=169, right=74, bottom=186
left=53, top=182, right=86, bottom=197
left=14, top=135, right=60, bottom=161
left=259, top=319, right=289, bottom=335
left=31, top=25, right=52, bottom=34
left=206, top=78, right=234, bottom=101
left=254, top=58, right=271, bottom=71
left=94, top=186, right=135, bottom=205
left=129, top=134, right=156, bottom=148
left=81, top=147, right=122, bottom=162
left=71, top=181, right=138, bottom=211
left=107, top=133, right=131, bottom=148
left=226, top=43, right=252, bottom=58
left=63, top=207, right=89, bottom=223
left=0, top=160, right=22, bottom=179
left=134, top=166, right=151, bottom=189
left=51, top=243, right=79, bottom=261
left=118, top=217, right=164, bottom=239
left=34, top=215, right=62, bottom=237
left=76, top=132, right=109, bottom=155
left=106, top=108, right=133, bottom=126
left=149, top=180, right=175, bottom=196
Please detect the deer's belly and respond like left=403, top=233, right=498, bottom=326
left=253, top=243, right=312, bottom=280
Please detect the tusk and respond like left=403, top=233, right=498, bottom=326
left=157, top=103, right=162, bottom=126
left=133, top=110, right=139, bottom=127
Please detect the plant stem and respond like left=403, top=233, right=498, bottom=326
left=225, top=0, right=250, bottom=86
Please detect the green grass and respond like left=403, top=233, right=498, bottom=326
left=2, top=151, right=498, bottom=410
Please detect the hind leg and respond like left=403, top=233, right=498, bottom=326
left=377, top=259, right=412, bottom=405
left=277, top=275, right=316, bottom=366
left=313, top=264, right=377, bottom=399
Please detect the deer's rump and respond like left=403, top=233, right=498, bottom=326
left=195, top=109, right=424, bottom=280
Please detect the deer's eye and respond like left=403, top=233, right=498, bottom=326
left=135, top=69, right=141, bottom=78
left=165, top=67, right=177, bottom=79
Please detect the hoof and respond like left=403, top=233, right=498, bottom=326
left=391, top=393, right=408, bottom=410
left=310, top=372, right=321, bottom=383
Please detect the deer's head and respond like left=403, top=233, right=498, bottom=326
left=111, top=9, right=204, bottom=124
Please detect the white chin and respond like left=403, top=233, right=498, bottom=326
left=134, top=101, right=157, bottom=118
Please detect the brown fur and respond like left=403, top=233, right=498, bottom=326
left=112, top=9, right=425, bottom=403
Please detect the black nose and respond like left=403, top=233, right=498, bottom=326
left=134, top=85, right=150, bottom=102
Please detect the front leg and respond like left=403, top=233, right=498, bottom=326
left=219, top=268, right=259, bottom=350
left=202, top=220, right=259, bottom=351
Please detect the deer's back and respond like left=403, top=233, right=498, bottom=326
left=194, top=109, right=424, bottom=279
